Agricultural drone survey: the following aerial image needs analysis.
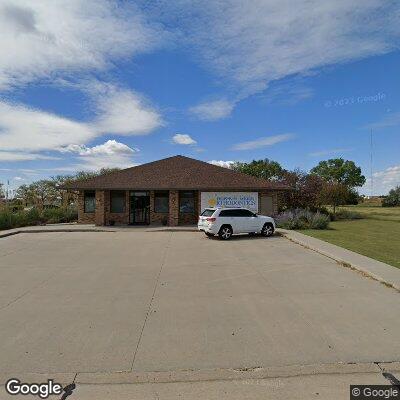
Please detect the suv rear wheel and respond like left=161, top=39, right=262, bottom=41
left=219, top=225, right=233, bottom=240
left=261, top=222, right=274, bottom=237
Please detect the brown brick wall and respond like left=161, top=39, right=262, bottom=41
left=106, top=191, right=129, bottom=225
left=78, top=188, right=281, bottom=226
left=168, top=190, right=179, bottom=226
left=77, top=190, right=95, bottom=224
left=150, top=190, right=169, bottom=225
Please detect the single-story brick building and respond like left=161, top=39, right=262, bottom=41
left=62, top=155, right=288, bottom=226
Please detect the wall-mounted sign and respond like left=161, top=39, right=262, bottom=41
left=200, top=192, right=258, bottom=212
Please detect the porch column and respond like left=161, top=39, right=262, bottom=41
left=95, top=190, right=106, bottom=226
left=168, top=190, right=179, bottom=226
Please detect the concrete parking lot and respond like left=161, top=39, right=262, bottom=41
left=0, top=231, right=399, bottom=377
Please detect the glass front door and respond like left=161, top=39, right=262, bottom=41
left=129, top=191, right=150, bottom=224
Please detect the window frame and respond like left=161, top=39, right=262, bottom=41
left=179, top=191, right=196, bottom=214
left=84, top=191, right=95, bottom=213
left=154, top=191, right=169, bottom=213
left=110, top=190, right=126, bottom=214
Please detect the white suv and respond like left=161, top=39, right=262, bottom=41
left=198, top=207, right=275, bottom=240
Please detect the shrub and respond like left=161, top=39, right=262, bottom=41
left=330, top=209, right=363, bottom=221
left=275, top=209, right=330, bottom=230
left=382, top=186, right=400, bottom=207
left=0, top=206, right=77, bottom=230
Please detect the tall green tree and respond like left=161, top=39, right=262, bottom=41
left=231, top=159, right=285, bottom=181
left=310, top=158, right=366, bottom=187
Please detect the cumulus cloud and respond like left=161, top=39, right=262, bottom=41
left=172, top=133, right=197, bottom=145
left=0, top=0, right=163, bottom=89
left=208, top=160, right=234, bottom=169
left=59, top=140, right=138, bottom=156
left=189, top=99, right=235, bottom=121
left=59, top=140, right=139, bottom=170
left=362, top=165, right=400, bottom=195
left=231, top=133, right=294, bottom=151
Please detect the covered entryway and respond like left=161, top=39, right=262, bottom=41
left=129, top=191, right=150, bottom=224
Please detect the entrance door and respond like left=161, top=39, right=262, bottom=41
left=129, top=191, right=150, bottom=224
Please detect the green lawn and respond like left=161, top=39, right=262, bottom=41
left=301, top=206, right=400, bottom=269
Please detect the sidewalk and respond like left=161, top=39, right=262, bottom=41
left=0, top=223, right=198, bottom=238
left=278, top=228, right=400, bottom=291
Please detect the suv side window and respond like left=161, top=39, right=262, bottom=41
left=219, top=209, right=240, bottom=217
left=239, top=209, right=255, bottom=217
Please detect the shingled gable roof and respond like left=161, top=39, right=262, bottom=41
left=61, top=155, right=289, bottom=190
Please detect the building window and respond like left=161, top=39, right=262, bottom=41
left=154, top=191, right=169, bottom=213
left=110, top=191, right=126, bottom=213
left=179, top=191, right=195, bottom=213
left=84, top=191, right=95, bottom=213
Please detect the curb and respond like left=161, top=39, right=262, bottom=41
left=0, top=228, right=116, bottom=238
left=1, top=361, right=396, bottom=385
left=278, top=230, right=400, bottom=292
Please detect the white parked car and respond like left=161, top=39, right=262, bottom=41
left=198, top=207, right=275, bottom=240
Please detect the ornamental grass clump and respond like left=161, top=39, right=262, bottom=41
left=276, top=209, right=330, bottom=230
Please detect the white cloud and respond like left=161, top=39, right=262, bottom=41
left=13, top=176, right=24, bottom=181
left=208, top=160, right=234, bottom=169
left=88, top=82, right=163, bottom=135
left=59, top=140, right=138, bottom=156
left=365, top=111, right=400, bottom=130
left=156, top=1, right=400, bottom=111
left=362, top=165, right=400, bottom=195
left=58, top=139, right=138, bottom=171
left=309, top=148, right=352, bottom=157
left=231, top=133, right=294, bottom=151
left=0, top=89, right=161, bottom=154
left=189, top=99, right=235, bottom=121
left=0, top=101, right=95, bottom=152
left=172, top=133, right=197, bottom=145
left=0, top=0, right=163, bottom=89
left=0, top=150, right=59, bottom=161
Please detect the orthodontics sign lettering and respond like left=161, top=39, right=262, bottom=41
left=201, top=192, right=258, bottom=212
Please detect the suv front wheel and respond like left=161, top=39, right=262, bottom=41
left=219, top=225, right=233, bottom=240
left=261, top=223, right=274, bottom=237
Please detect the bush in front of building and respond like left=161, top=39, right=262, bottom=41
left=0, top=206, right=77, bottom=230
left=275, top=209, right=330, bottom=230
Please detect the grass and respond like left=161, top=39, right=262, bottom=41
left=301, top=205, right=400, bottom=269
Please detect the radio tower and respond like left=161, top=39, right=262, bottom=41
left=370, top=129, right=373, bottom=198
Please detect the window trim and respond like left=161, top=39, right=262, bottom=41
left=84, top=191, right=95, bottom=213
left=110, top=190, right=126, bottom=214
left=179, top=191, right=196, bottom=214
left=154, top=191, right=169, bottom=213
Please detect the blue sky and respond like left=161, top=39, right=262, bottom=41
left=0, top=1, right=399, bottom=195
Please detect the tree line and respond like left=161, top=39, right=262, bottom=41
left=232, top=158, right=366, bottom=212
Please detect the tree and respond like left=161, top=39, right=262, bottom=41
left=231, top=159, right=285, bottom=181
left=382, top=186, right=400, bottom=207
left=280, top=169, right=325, bottom=210
left=310, top=158, right=366, bottom=187
left=319, top=182, right=352, bottom=214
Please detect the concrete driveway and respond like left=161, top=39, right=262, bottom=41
left=0, top=231, right=399, bottom=376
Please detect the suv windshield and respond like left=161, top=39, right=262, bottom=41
left=201, top=209, right=215, bottom=217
